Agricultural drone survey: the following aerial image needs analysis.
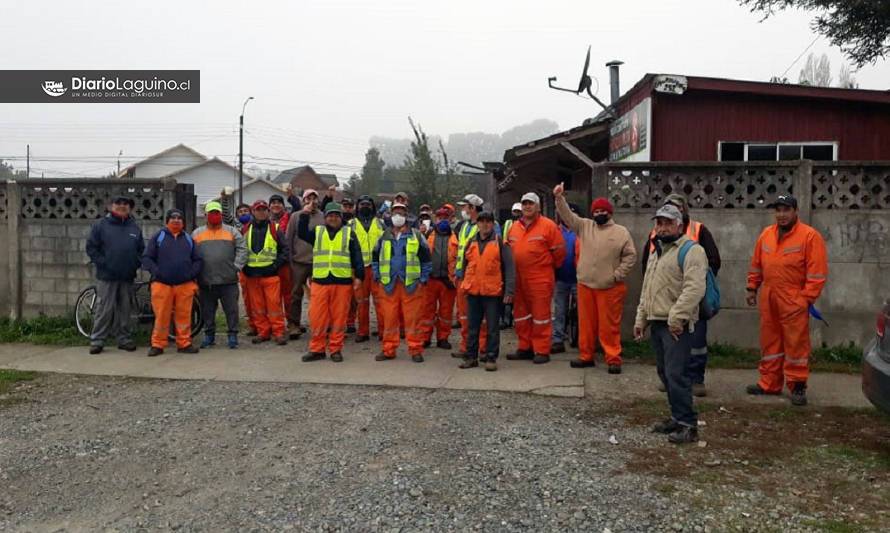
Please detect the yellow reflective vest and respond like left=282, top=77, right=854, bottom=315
left=312, top=226, right=353, bottom=279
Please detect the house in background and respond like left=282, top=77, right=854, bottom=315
left=231, top=178, right=288, bottom=207
left=272, top=165, right=339, bottom=193
left=119, top=144, right=253, bottom=210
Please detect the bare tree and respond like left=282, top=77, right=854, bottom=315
left=837, top=63, right=858, bottom=88
left=799, top=52, right=832, bottom=86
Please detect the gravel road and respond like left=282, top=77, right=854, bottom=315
left=0, top=374, right=874, bottom=532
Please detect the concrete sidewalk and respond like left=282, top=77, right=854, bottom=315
left=0, top=336, right=872, bottom=407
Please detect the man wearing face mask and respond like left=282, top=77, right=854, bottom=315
left=372, top=202, right=432, bottom=362
left=451, top=194, right=490, bottom=358
left=348, top=195, right=387, bottom=342
left=142, top=209, right=203, bottom=357
left=243, top=200, right=289, bottom=345
left=285, top=189, right=324, bottom=338
left=555, top=185, right=637, bottom=373
left=420, top=208, right=457, bottom=350
left=193, top=202, right=247, bottom=349
left=235, top=203, right=257, bottom=335
left=642, top=193, right=721, bottom=396
left=297, top=202, right=365, bottom=362
left=634, top=204, right=707, bottom=444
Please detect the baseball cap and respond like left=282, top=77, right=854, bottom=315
left=419, top=203, right=432, bottom=213
left=324, top=202, right=343, bottom=216
left=112, top=195, right=135, bottom=208
left=652, top=204, right=683, bottom=221
left=395, top=191, right=408, bottom=200
left=341, top=197, right=354, bottom=206
left=251, top=199, right=269, bottom=210
left=461, top=194, right=484, bottom=207
left=204, top=201, right=223, bottom=213
left=664, top=193, right=688, bottom=210
left=302, top=189, right=318, bottom=200
left=269, top=194, right=285, bottom=204
left=769, top=194, right=798, bottom=209
left=435, top=207, right=450, bottom=218
left=521, top=192, right=540, bottom=205
left=477, top=211, right=495, bottom=222
left=511, top=202, right=522, bottom=212
left=391, top=202, right=408, bottom=210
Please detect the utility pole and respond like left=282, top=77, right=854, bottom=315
left=239, top=96, right=254, bottom=205
left=117, top=150, right=122, bottom=177
left=26, top=144, right=29, bottom=178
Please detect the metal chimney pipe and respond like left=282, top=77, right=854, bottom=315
left=606, top=60, right=623, bottom=104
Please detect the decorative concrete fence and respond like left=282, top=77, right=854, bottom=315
left=592, top=160, right=890, bottom=349
left=0, top=179, right=195, bottom=319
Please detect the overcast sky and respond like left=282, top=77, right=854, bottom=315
left=1, top=0, right=887, bottom=178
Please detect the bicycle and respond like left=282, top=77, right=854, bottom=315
left=74, top=280, right=203, bottom=341
left=566, top=288, right=579, bottom=348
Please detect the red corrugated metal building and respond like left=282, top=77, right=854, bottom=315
left=611, top=74, right=890, bottom=162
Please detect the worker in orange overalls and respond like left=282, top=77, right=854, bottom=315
left=372, top=202, right=432, bottom=362
left=505, top=192, right=566, bottom=364
left=235, top=203, right=257, bottom=335
left=421, top=207, right=457, bottom=350
left=242, top=200, right=289, bottom=345
left=269, top=194, right=295, bottom=337
left=451, top=194, right=492, bottom=358
left=142, top=209, right=203, bottom=356
left=296, top=202, right=365, bottom=363
left=348, top=195, right=387, bottom=343
left=746, top=194, right=828, bottom=406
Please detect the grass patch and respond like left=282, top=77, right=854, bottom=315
left=0, top=369, right=38, bottom=394
left=622, top=339, right=864, bottom=374
left=802, top=519, right=868, bottom=533
left=0, top=315, right=89, bottom=346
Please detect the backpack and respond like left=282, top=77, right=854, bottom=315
left=678, top=240, right=720, bottom=320
left=156, top=230, right=194, bottom=251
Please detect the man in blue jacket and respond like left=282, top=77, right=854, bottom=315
left=142, top=209, right=203, bottom=356
left=85, top=196, right=145, bottom=355
left=551, top=203, right=580, bottom=354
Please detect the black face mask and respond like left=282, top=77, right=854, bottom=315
left=657, top=234, right=680, bottom=244
left=593, top=214, right=609, bottom=225
left=358, top=206, right=373, bottom=217
left=511, top=214, right=521, bottom=220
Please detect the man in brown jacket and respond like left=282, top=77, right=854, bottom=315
left=284, top=189, right=324, bottom=337
left=554, top=183, right=636, bottom=374
left=634, top=204, right=707, bottom=444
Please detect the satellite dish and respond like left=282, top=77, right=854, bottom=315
left=577, top=46, right=592, bottom=94
left=547, top=46, right=609, bottom=112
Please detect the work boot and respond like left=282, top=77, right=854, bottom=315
left=458, top=357, right=478, bottom=369
left=227, top=334, right=238, bottom=349
left=423, top=340, right=431, bottom=348
left=532, top=354, right=550, bottom=365
left=550, top=342, right=566, bottom=354
left=247, top=328, right=259, bottom=337
left=570, top=359, right=596, bottom=369
left=652, top=419, right=681, bottom=434
left=147, top=347, right=164, bottom=357
left=302, top=352, right=326, bottom=362
left=288, top=330, right=302, bottom=341
left=411, top=354, right=424, bottom=363
left=437, top=339, right=452, bottom=350
left=117, top=341, right=137, bottom=352
left=484, top=359, right=498, bottom=372
left=330, top=351, right=343, bottom=363
left=177, top=345, right=199, bottom=354
left=506, top=349, right=534, bottom=361
left=274, top=336, right=288, bottom=346
left=693, top=383, right=708, bottom=397
left=375, top=352, right=391, bottom=361
left=346, top=325, right=356, bottom=334
left=608, top=364, right=622, bottom=375
left=451, top=351, right=468, bottom=359
left=790, top=383, right=808, bottom=406
left=89, top=345, right=103, bottom=355
left=746, top=383, right=780, bottom=396
left=200, top=334, right=216, bottom=349
left=355, top=335, right=370, bottom=343
left=252, top=336, right=269, bottom=344
left=667, top=426, right=699, bottom=444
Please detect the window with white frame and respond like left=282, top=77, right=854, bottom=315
left=718, top=141, right=837, bottom=162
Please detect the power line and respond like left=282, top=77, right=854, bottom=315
left=781, top=35, right=821, bottom=79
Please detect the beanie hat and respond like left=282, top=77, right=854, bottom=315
left=590, top=197, right=614, bottom=215
left=165, top=208, right=184, bottom=222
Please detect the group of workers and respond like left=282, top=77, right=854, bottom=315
left=85, top=183, right=827, bottom=445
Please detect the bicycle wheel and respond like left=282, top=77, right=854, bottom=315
left=74, top=286, right=98, bottom=338
left=189, top=295, right=203, bottom=338
left=568, top=291, right=579, bottom=348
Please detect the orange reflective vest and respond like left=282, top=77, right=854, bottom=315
left=747, top=221, right=828, bottom=300
left=649, top=220, right=701, bottom=253
left=461, top=236, right=504, bottom=296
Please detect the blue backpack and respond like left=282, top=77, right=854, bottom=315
left=678, top=240, right=720, bottom=320
left=156, top=230, right=193, bottom=251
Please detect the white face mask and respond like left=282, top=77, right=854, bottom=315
left=391, top=214, right=406, bottom=227
left=461, top=210, right=471, bottom=221
left=421, top=220, right=431, bottom=231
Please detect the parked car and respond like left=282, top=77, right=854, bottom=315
left=862, top=299, right=890, bottom=414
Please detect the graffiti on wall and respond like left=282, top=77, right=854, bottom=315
left=822, top=217, right=890, bottom=260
